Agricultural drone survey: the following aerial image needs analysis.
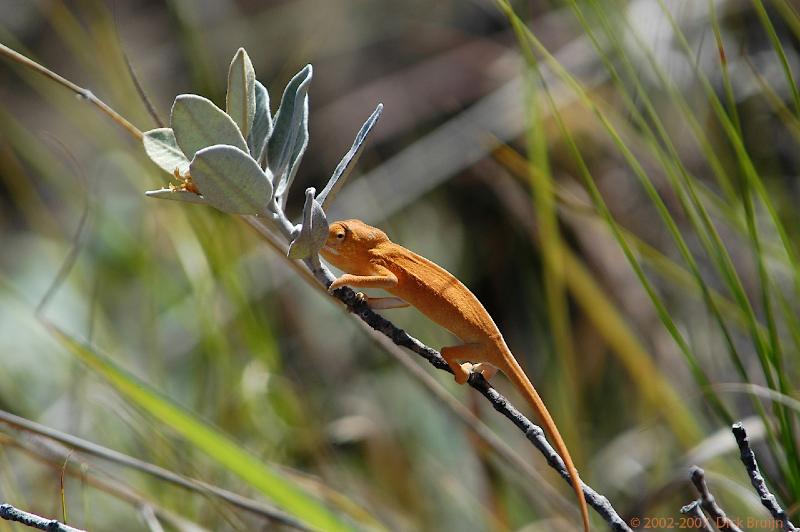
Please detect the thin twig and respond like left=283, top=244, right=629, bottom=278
left=139, top=505, right=166, bottom=532
left=680, top=500, right=715, bottom=532
left=689, top=466, right=743, bottom=531
left=122, top=50, right=165, bottom=128
left=732, top=422, right=796, bottom=532
left=33, top=139, right=91, bottom=318
left=0, top=433, right=212, bottom=532
left=0, top=43, right=143, bottom=141
left=0, top=503, right=86, bottom=532
left=0, top=409, right=305, bottom=530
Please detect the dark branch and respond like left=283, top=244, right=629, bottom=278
left=0, top=503, right=85, bottom=532
left=732, top=422, right=796, bottom=532
left=680, top=500, right=715, bottom=532
left=689, top=466, right=742, bottom=531
left=325, top=280, right=632, bottom=531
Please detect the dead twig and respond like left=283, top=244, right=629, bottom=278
left=0, top=503, right=86, bottom=532
left=689, top=466, right=743, bottom=531
left=680, top=500, right=715, bottom=532
left=732, top=422, right=796, bottom=532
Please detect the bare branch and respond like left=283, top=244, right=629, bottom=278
left=680, top=501, right=715, bottom=532
left=0, top=503, right=86, bottom=532
left=732, top=422, right=796, bottom=532
left=689, top=466, right=743, bottom=531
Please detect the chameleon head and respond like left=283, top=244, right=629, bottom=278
left=320, top=219, right=388, bottom=273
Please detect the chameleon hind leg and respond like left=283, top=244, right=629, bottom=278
left=440, top=343, right=486, bottom=385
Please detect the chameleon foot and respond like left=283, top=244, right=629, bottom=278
left=471, top=362, right=498, bottom=380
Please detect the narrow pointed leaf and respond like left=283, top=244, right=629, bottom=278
left=46, top=323, right=353, bottom=532
left=248, top=81, right=272, bottom=165
left=142, top=128, right=190, bottom=175
left=267, top=65, right=312, bottom=192
left=288, top=187, right=329, bottom=259
left=145, top=188, right=207, bottom=205
left=226, top=48, right=256, bottom=139
left=190, top=145, right=272, bottom=215
left=318, top=103, right=383, bottom=209
left=172, top=95, right=248, bottom=160
left=276, top=95, right=308, bottom=205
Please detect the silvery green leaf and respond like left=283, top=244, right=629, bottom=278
left=268, top=65, right=312, bottom=197
left=145, top=188, right=207, bottom=205
left=142, top=128, right=190, bottom=175
left=171, top=94, right=248, bottom=160
left=226, top=48, right=256, bottom=140
left=276, top=95, right=308, bottom=206
left=317, top=103, right=382, bottom=210
left=248, top=81, right=272, bottom=165
left=190, top=145, right=273, bottom=215
left=287, top=187, right=329, bottom=259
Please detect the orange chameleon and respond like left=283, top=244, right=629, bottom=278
left=320, top=219, right=590, bottom=532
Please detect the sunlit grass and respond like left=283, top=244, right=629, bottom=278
left=499, top=0, right=800, bottom=514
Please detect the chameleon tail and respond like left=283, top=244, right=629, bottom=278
left=498, top=345, right=590, bottom=532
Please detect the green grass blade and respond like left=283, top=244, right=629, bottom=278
left=751, top=0, right=800, bottom=117
left=651, top=0, right=800, bottom=493
left=577, top=0, right=780, bottom=440
left=522, top=64, right=582, bottom=451
left=45, top=321, right=358, bottom=532
left=496, top=0, right=732, bottom=424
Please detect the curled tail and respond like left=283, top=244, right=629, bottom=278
left=498, top=345, right=590, bottom=532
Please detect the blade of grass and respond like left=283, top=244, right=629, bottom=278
left=490, top=144, right=702, bottom=443
left=573, top=0, right=756, bottom=392
left=708, top=0, right=741, bottom=136
left=650, top=0, right=800, bottom=494
left=573, top=0, right=786, bottom=469
left=497, top=0, right=732, bottom=424
left=574, top=0, right=800, bottom=496
left=523, top=68, right=582, bottom=455
left=598, top=0, right=792, bottom=449
left=552, top=6, right=797, bottom=490
left=751, top=0, right=800, bottom=117
left=560, top=244, right=703, bottom=442
left=495, top=143, right=761, bottom=339
left=44, top=320, right=360, bottom=532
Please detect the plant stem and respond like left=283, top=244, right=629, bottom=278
left=0, top=43, right=143, bottom=141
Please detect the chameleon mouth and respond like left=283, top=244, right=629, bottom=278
left=322, top=245, right=340, bottom=256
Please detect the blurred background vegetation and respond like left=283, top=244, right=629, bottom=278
left=1, top=0, right=800, bottom=530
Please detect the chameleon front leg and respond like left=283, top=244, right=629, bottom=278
left=328, top=265, right=399, bottom=293
left=328, top=268, right=408, bottom=308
